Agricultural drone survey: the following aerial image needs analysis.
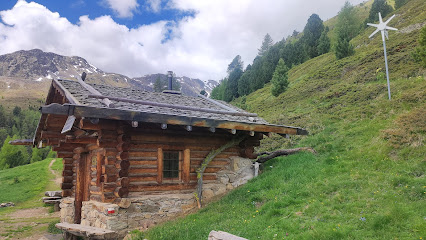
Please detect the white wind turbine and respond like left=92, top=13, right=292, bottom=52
left=367, top=13, right=398, bottom=100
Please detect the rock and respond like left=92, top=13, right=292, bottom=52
left=208, top=230, right=248, bottom=240
left=118, top=198, right=132, bottom=209
left=202, top=189, right=215, bottom=200
left=0, top=202, right=14, bottom=208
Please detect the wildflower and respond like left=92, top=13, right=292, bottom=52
left=248, top=190, right=250, bottom=192
left=256, top=210, right=259, bottom=213
left=360, top=217, right=366, bottom=221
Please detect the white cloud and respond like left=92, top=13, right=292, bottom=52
left=0, top=0, right=365, bottom=80
left=146, top=0, right=162, bottom=13
left=103, top=0, right=139, bottom=18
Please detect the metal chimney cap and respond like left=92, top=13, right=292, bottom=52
left=167, top=71, right=173, bottom=77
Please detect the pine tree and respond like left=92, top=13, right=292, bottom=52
left=227, top=55, right=244, bottom=74
left=365, top=0, right=393, bottom=27
left=258, top=33, right=274, bottom=56
left=335, top=1, right=358, bottom=59
left=318, top=27, right=331, bottom=55
left=271, top=59, right=289, bottom=97
left=302, top=14, right=324, bottom=58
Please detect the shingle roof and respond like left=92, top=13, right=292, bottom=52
left=58, top=79, right=269, bottom=124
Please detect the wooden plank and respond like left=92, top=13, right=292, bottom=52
left=129, top=183, right=196, bottom=192
left=96, top=152, right=102, bottom=186
left=102, top=165, right=116, bottom=175
left=130, top=168, right=157, bottom=174
left=183, top=149, right=190, bottom=183
left=157, top=148, right=163, bottom=184
left=129, top=160, right=156, bottom=165
left=79, top=118, right=117, bottom=131
left=55, top=222, right=117, bottom=239
left=129, top=176, right=157, bottom=182
left=128, top=151, right=157, bottom=158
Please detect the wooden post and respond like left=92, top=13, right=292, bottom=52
left=183, top=149, right=190, bottom=183
left=157, top=148, right=163, bottom=184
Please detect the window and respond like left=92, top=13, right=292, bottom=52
left=163, top=151, right=181, bottom=179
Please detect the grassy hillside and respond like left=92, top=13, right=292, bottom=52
left=0, top=158, right=61, bottom=210
left=134, top=0, right=425, bottom=239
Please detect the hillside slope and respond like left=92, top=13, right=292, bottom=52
left=135, top=0, right=425, bottom=239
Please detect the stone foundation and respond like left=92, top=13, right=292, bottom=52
left=60, top=157, right=256, bottom=234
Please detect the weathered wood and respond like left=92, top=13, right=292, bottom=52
left=116, top=142, right=130, bottom=152
left=62, top=170, right=73, bottom=177
left=8, top=139, right=33, bottom=145
left=57, top=152, right=74, bottom=158
left=62, top=189, right=72, bottom=197
left=129, top=168, right=157, bottom=174
left=114, top=187, right=129, bottom=198
left=79, top=119, right=117, bottom=131
left=103, top=174, right=118, bottom=183
left=61, top=182, right=73, bottom=189
left=129, top=160, right=156, bottom=165
left=118, top=169, right=128, bottom=178
left=128, top=151, right=157, bottom=158
left=255, top=147, right=317, bottom=163
left=102, top=183, right=117, bottom=192
left=117, top=151, right=129, bottom=160
left=102, top=193, right=116, bottom=203
left=128, top=176, right=157, bottom=182
left=90, top=195, right=102, bottom=202
left=208, top=230, right=248, bottom=240
left=62, top=176, right=73, bottom=183
left=45, top=191, right=62, bottom=197
left=96, top=152, right=102, bottom=186
left=97, top=140, right=119, bottom=148
left=115, top=160, right=130, bottom=170
left=183, top=149, right=190, bottom=183
left=65, top=137, right=97, bottom=144
left=129, top=183, right=196, bottom=192
left=43, top=199, right=61, bottom=204
left=102, top=165, right=116, bottom=175
left=157, top=148, right=163, bottom=184
left=117, top=177, right=130, bottom=187
left=55, top=222, right=117, bottom=240
left=41, top=104, right=308, bottom=136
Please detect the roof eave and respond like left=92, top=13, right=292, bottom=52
left=39, top=103, right=308, bottom=136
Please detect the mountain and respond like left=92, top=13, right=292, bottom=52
left=133, top=0, right=426, bottom=239
left=0, top=49, right=218, bottom=108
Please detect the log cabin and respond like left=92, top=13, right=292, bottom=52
left=12, top=73, right=307, bottom=237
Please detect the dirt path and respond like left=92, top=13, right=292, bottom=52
left=0, top=159, right=62, bottom=240
left=48, top=159, right=62, bottom=186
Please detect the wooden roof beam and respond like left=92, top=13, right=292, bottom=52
left=40, top=104, right=308, bottom=136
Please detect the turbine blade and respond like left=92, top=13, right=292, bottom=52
left=379, top=12, right=383, bottom=23
left=369, top=29, right=380, bottom=38
left=367, top=23, right=378, bottom=27
left=385, top=30, right=389, bottom=40
left=385, top=26, right=398, bottom=31
left=385, top=14, right=396, bottom=24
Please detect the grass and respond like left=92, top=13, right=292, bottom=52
left=133, top=0, right=425, bottom=239
left=0, top=159, right=52, bottom=204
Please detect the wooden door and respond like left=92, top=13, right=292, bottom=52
left=74, top=153, right=90, bottom=224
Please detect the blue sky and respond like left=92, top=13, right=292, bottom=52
left=0, top=0, right=365, bottom=80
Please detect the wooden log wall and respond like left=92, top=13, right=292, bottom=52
left=127, top=127, right=262, bottom=193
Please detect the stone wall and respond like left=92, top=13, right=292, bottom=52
left=59, top=156, right=256, bottom=233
